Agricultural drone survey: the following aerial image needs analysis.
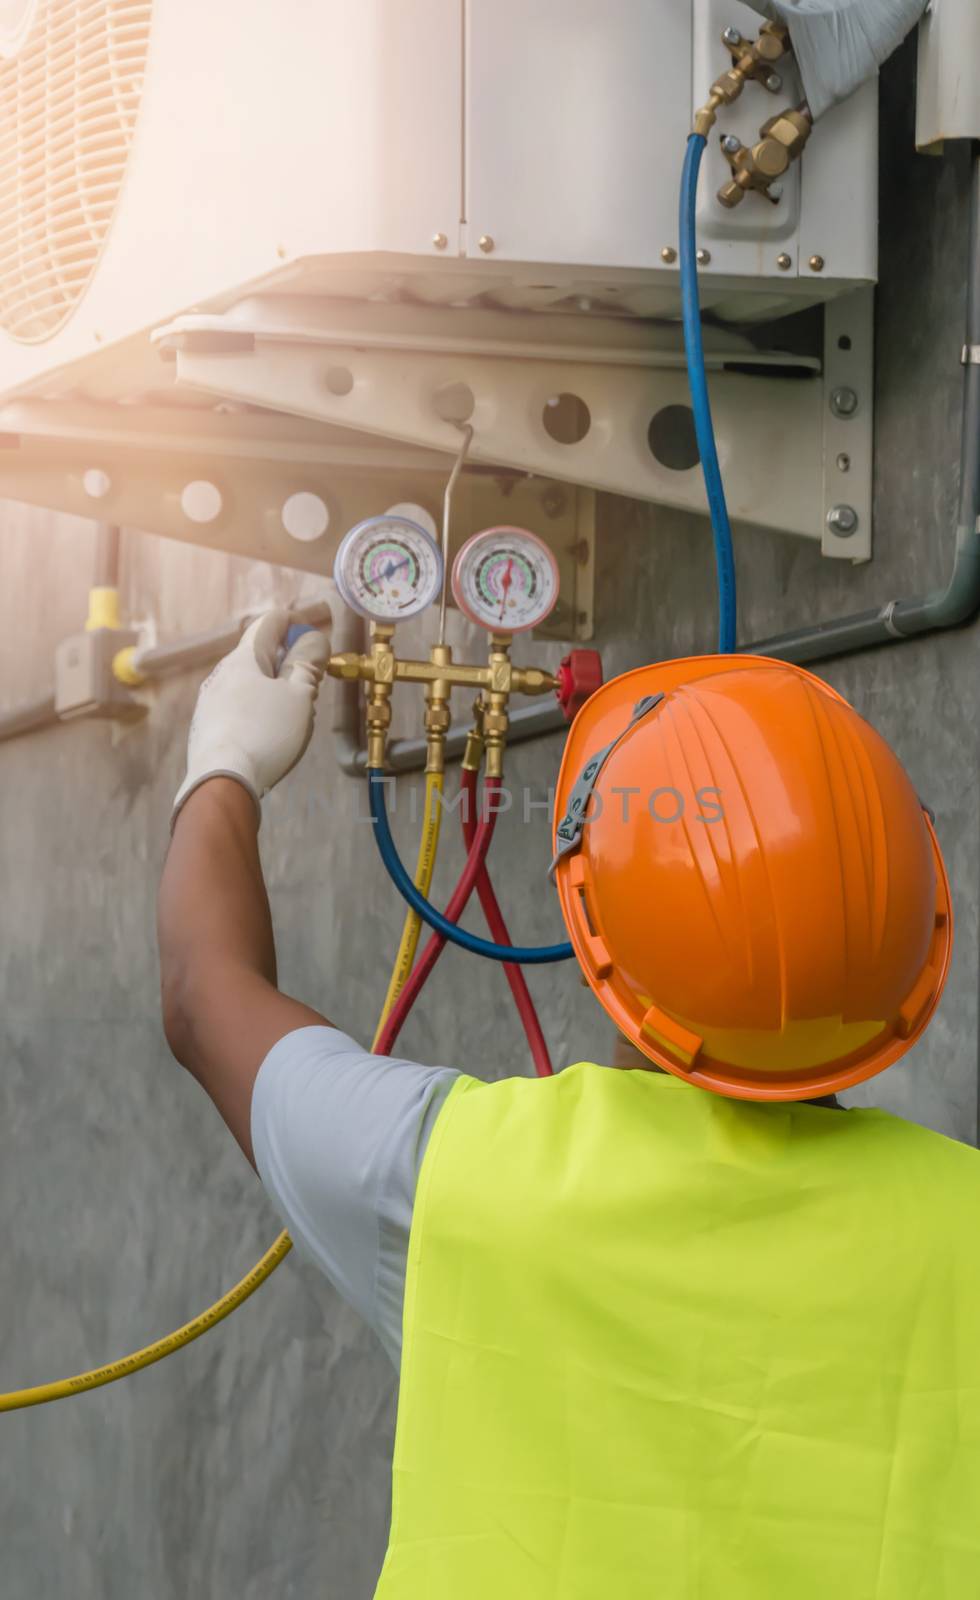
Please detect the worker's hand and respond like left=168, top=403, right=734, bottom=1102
left=172, top=610, right=330, bottom=827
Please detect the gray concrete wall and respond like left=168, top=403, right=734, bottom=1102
left=0, top=41, right=976, bottom=1600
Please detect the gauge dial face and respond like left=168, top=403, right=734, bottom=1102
left=451, top=525, right=560, bottom=633
left=333, top=515, right=444, bottom=622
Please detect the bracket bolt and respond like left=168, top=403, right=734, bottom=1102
left=660, top=245, right=677, bottom=263
left=765, top=71, right=782, bottom=92
left=836, top=452, right=851, bottom=472
left=478, top=234, right=495, bottom=253
left=432, top=232, right=448, bottom=249
left=721, top=25, right=742, bottom=46
left=808, top=253, right=825, bottom=272
left=826, top=504, right=859, bottom=536
left=721, top=133, right=742, bottom=154
left=696, top=248, right=711, bottom=265
left=776, top=252, right=792, bottom=270
left=830, top=386, right=859, bottom=418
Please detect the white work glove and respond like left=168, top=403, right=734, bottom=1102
left=741, top=0, right=927, bottom=119
left=172, top=609, right=330, bottom=827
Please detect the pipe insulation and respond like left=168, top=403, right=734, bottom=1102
left=742, top=0, right=929, bottom=119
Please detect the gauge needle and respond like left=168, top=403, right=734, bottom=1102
left=366, top=554, right=410, bottom=592
left=499, top=557, right=514, bottom=622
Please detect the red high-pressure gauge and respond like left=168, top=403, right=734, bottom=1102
left=451, top=526, right=559, bottom=633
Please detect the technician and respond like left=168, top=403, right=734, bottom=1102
left=158, top=609, right=980, bottom=1599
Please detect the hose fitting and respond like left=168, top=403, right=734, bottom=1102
left=483, top=635, right=512, bottom=781
left=693, top=20, right=790, bottom=135
left=365, top=624, right=395, bottom=769
left=423, top=642, right=453, bottom=775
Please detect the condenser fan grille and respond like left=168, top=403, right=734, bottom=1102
left=0, top=0, right=151, bottom=342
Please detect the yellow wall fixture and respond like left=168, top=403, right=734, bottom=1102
left=84, top=586, right=122, bottom=632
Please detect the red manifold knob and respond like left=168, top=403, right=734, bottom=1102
left=556, top=649, right=603, bottom=722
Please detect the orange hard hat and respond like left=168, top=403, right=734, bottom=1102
left=552, top=655, right=952, bottom=1101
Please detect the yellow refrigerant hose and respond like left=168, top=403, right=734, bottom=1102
left=0, top=771, right=446, bottom=1412
left=373, top=770, right=444, bottom=1046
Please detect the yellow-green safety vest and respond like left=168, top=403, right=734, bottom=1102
left=375, top=1063, right=980, bottom=1599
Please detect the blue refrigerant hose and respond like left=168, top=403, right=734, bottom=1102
left=679, top=132, right=738, bottom=653
left=368, top=769, right=574, bottom=964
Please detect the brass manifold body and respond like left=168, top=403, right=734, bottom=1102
left=327, top=626, right=557, bottom=779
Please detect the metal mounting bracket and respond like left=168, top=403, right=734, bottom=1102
left=0, top=399, right=596, bottom=638
left=821, top=287, right=874, bottom=562
left=151, top=294, right=857, bottom=551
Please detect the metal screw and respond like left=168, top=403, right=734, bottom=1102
left=660, top=246, right=677, bottom=264
left=432, top=232, right=448, bottom=250
left=765, top=71, right=782, bottom=92
left=830, top=386, right=859, bottom=418
left=836, top=452, right=851, bottom=472
left=478, top=234, right=495, bottom=253
left=826, top=504, right=859, bottom=536
left=696, top=248, right=711, bottom=266
left=722, top=25, right=742, bottom=47
left=776, top=253, right=792, bottom=271
left=721, top=133, right=742, bottom=155
left=808, top=254, right=825, bottom=272
left=541, top=489, right=566, bottom=518
left=768, top=181, right=783, bottom=201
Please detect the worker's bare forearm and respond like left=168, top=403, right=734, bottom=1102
left=158, top=776, right=328, bottom=1163
left=159, top=778, right=277, bottom=998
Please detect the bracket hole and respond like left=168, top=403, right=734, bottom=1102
left=432, top=381, right=476, bottom=423
left=543, top=392, right=590, bottom=445
left=181, top=480, right=223, bottom=524
left=282, top=492, right=330, bottom=543
left=325, top=366, right=354, bottom=396
left=837, top=335, right=852, bottom=352
left=647, top=404, right=700, bottom=471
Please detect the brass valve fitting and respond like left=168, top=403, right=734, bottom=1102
left=423, top=642, right=453, bottom=775
left=365, top=624, right=395, bottom=768
left=693, top=21, right=790, bottom=135
left=717, top=105, right=812, bottom=208
left=483, top=634, right=512, bottom=781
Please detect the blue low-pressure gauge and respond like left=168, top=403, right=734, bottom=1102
left=333, top=515, right=444, bottom=623
left=451, top=525, right=560, bottom=633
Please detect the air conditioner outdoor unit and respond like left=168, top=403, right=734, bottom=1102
left=0, top=0, right=879, bottom=609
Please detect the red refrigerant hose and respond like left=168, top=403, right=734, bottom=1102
left=459, top=767, right=553, bottom=1077
left=375, top=776, right=504, bottom=1056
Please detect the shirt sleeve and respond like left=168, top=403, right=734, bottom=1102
left=250, top=1024, right=460, bottom=1367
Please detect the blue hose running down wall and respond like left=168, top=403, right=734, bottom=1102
left=679, top=133, right=738, bottom=653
